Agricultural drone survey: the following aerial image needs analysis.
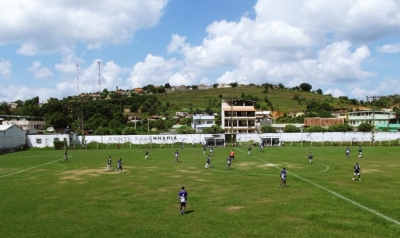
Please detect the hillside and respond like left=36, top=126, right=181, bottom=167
left=156, top=86, right=360, bottom=116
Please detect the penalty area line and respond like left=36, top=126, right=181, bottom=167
left=0, top=158, right=63, bottom=178
left=237, top=148, right=400, bottom=226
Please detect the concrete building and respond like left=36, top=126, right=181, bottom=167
left=221, top=99, right=256, bottom=134
left=348, top=110, right=396, bottom=128
left=192, top=113, right=215, bottom=133
left=2, top=118, right=46, bottom=134
left=0, top=125, right=26, bottom=150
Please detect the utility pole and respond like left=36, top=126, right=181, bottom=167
left=366, top=95, right=381, bottom=146
left=98, top=61, right=101, bottom=93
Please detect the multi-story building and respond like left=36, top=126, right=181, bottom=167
left=191, top=113, right=215, bottom=133
left=221, top=100, right=256, bottom=134
left=330, top=108, right=348, bottom=119
left=348, top=110, right=396, bottom=128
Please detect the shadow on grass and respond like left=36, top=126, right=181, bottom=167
left=184, top=210, right=194, bottom=215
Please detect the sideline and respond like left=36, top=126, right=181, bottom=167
left=0, top=158, right=64, bottom=178
left=237, top=148, right=400, bottom=226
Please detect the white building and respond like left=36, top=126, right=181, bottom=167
left=0, top=125, right=26, bottom=150
left=348, top=110, right=396, bottom=128
left=191, top=114, right=215, bottom=133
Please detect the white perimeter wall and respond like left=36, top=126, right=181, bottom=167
left=25, top=132, right=400, bottom=148
left=0, top=126, right=26, bottom=149
left=78, top=134, right=224, bottom=145
left=27, top=134, right=71, bottom=148
left=236, top=132, right=400, bottom=143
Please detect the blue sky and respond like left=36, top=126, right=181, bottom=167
left=1, top=0, right=400, bottom=103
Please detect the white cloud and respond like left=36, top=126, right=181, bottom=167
left=28, top=61, right=53, bottom=79
left=0, top=0, right=168, bottom=55
left=127, top=54, right=184, bottom=88
left=377, top=43, right=400, bottom=53
left=0, top=59, right=12, bottom=78
left=324, top=88, right=346, bottom=98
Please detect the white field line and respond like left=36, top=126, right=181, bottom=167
left=237, top=149, right=400, bottom=226
left=305, top=162, right=330, bottom=174
left=0, top=158, right=63, bottom=178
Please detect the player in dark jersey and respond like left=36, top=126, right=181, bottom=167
left=279, top=168, right=287, bottom=188
left=145, top=149, right=149, bottom=160
left=63, top=150, right=68, bottom=162
left=248, top=145, right=252, bottom=155
left=205, top=155, right=211, bottom=169
left=358, top=146, right=362, bottom=158
left=353, top=163, right=361, bottom=181
left=116, top=158, right=123, bottom=173
left=106, top=156, right=112, bottom=171
left=174, top=150, right=179, bottom=162
left=203, top=146, right=207, bottom=155
left=209, top=147, right=213, bottom=155
left=308, top=152, right=313, bottom=164
left=226, top=156, right=232, bottom=170
left=178, top=186, right=188, bottom=215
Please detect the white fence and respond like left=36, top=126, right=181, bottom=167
left=237, top=132, right=400, bottom=145
left=25, top=132, right=400, bottom=148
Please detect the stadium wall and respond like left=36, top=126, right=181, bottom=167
left=27, top=134, right=71, bottom=148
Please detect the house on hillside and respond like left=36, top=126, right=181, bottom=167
left=191, top=113, right=215, bottom=133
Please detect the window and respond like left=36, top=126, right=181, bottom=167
left=36, top=139, right=42, bottom=144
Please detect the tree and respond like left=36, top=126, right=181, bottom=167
left=261, top=125, right=276, bottom=133
left=177, top=126, right=195, bottom=134
left=357, top=122, right=373, bottom=132
left=299, top=83, right=312, bottom=92
left=229, top=82, right=238, bottom=88
left=328, top=124, right=353, bottom=132
left=122, top=127, right=138, bottom=135
left=316, top=89, right=323, bottom=95
left=202, top=125, right=225, bottom=133
left=164, top=83, right=171, bottom=89
left=303, top=126, right=327, bottom=132
left=213, top=83, right=219, bottom=88
left=283, top=124, right=301, bottom=132
left=95, top=126, right=112, bottom=135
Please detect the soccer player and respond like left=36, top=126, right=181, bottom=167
left=279, top=167, right=287, bottom=188
left=106, top=156, right=112, bottom=171
left=178, top=186, right=188, bottom=215
left=230, top=149, right=235, bottom=161
left=145, top=149, right=149, bottom=160
left=209, top=146, right=213, bottom=155
left=226, top=156, right=232, bottom=170
left=308, top=152, right=313, bottom=164
left=248, top=145, right=252, bottom=155
left=259, top=143, right=264, bottom=151
left=63, top=150, right=68, bottom=162
left=203, top=146, right=207, bottom=155
left=353, top=163, right=361, bottom=181
left=205, top=155, right=211, bottom=169
left=116, top=158, right=123, bottom=173
left=345, top=147, right=350, bottom=158
left=358, top=146, right=362, bottom=158
left=174, top=150, right=179, bottom=162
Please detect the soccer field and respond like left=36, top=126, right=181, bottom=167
left=0, top=146, right=399, bottom=238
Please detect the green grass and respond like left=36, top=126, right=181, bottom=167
left=1, top=146, right=400, bottom=238
left=157, top=87, right=355, bottom=114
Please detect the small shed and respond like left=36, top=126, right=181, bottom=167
left=0, top=125, right=27, bottom=150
